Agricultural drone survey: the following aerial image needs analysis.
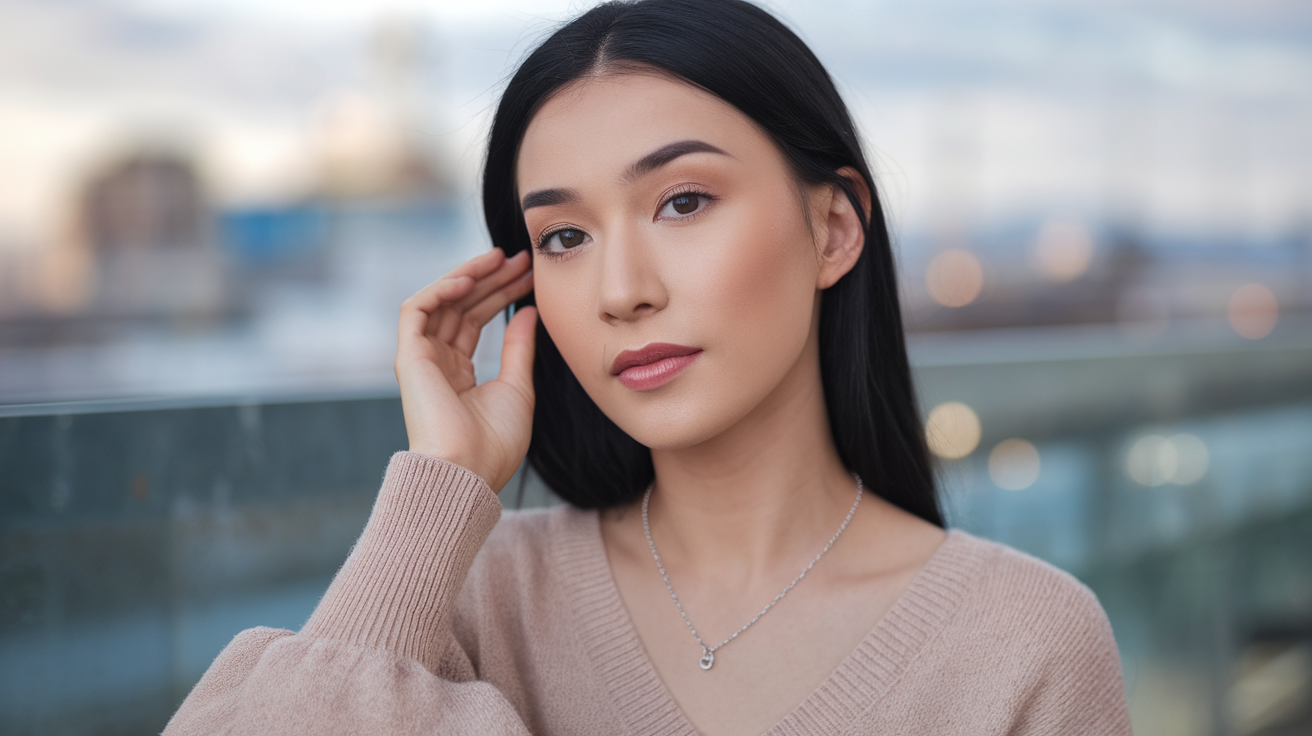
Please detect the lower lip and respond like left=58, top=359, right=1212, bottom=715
left=616, top=352, right=702, bottom=391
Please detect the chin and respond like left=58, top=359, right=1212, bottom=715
left=599, top=388, right=754, bottom=451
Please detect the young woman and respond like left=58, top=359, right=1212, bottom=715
left=167, top=1, right=1131, bottom=733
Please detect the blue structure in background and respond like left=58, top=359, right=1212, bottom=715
left=217, top=201, right=466, bottom=264
left=219, top=204, right=331, bottom=263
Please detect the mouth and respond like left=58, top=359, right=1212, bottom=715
left=611, top=342, right=703, bottom=391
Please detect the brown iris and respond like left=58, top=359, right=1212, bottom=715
left=558, top=229, right=585, bottom=248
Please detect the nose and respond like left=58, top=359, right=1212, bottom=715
left=595, top=225, right=667, bottom=324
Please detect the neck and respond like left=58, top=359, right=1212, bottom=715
left=645, top=330, right=858, bottom=586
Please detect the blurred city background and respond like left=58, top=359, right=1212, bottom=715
left=0, top=0, right=1309, bottom=734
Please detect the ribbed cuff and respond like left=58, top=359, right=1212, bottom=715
left=300, top=451, right=502, bottom=672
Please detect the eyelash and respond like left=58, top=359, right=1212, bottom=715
left=534, top=225, right=589, bottom=260
left=656, top=185, right=717, bottom=222
left=533, top=186, right=718, bottom=260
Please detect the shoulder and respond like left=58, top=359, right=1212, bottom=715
left=884, top=531, right=1131, bottom=733
left=485, top=501, right=600, bottom=552
left=448, top=503, right=600, bottom=681
left=940, top=532, right=1128, bottom=727
left=931, top=530, right=1116, bottom=662
left=455, top=503, right=598, bottom=627
left=479, top=506, right=561, bottom=561
left=944, top=530, right=1113, bottom=647
left=465, top=504, right=587, bottom=585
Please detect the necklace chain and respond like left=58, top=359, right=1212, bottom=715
left=641, top=474, right=863, bottom=671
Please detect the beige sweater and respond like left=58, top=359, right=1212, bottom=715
left=164, top=452, right=1132, bottom=735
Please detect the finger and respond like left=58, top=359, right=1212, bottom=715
left=497, top=306, right=538, bottom=402
left=452, top=249, right=530, bottom=311
left=399, top=275, right=473, bottom=340
left=445, top=247, right=507, bottom=281
left=436, top=250, right=532, bottom=343
left=444, top=251, right=530, bottom=323
left=406, top=249, right=505, bottom=316
left=450, top=268, right=535, bottom=358
left=405, top=272, right=476, bottom=319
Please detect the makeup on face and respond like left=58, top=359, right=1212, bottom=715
left=611, top=343, right=703, bottom=391
left=517, top=73, right=825, bottom=450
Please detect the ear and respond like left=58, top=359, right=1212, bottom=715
left=815, top=167, right=870, bottom=290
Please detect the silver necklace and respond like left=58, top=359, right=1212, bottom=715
left=641, top=474, right=863, bottom=671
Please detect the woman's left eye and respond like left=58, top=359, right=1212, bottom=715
left=659, top=192, right=709, bottom=218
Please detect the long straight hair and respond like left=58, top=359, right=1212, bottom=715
left=483, top=0, right=943, bottom=526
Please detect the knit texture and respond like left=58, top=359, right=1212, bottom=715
left=164, top=451, right=1132, bottom=735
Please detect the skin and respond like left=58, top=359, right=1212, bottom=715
left=398, top=71, right=944, bottom=736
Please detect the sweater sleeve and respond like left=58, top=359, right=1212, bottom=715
left=162, top=452, right=532, bottom=736
left=1009, top=583, right=1134, bottom=736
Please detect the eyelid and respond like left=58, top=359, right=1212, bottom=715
left=535, top=223, right=590, bottom=258
left=535, top=223, right=567, bottom=248
left=655, top=184, right=717, bottom=221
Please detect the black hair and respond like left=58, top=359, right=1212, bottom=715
left=483, top=0, right=943, bottom=526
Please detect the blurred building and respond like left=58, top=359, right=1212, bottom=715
left=79, top=151, right=229, bottom=322
left=900, top=221, right=1310, bottom=339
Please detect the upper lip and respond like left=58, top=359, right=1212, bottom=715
left=610, top=343, right=702, bottom=375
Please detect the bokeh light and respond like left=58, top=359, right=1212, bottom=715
left=1168, top=434, right=1209, bottom=485
left=925, top=248, right=983, bottom=308
left=1228, top=283, right=1279, bottom=339
left=1127, top=435, right=1176, bottom=486
left=988, top=438, right=1041, bottom=490
left=925, top=401, right=981, bottom=459
left=1031, top=218, right=1094, bottom=283
left=1126, top=433, right=1210, bottom=486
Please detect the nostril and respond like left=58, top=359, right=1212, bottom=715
left=600, top=303, right=656, bottom=323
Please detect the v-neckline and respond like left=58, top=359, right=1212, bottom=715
left=549, top=507, right=989, bottom=736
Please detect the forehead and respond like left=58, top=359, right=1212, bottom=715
left=516, top=72, right=768, bottom=189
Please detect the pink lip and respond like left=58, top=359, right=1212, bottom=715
left=611, top=343, right=703, bottom=391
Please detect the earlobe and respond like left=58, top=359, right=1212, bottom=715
left=816, top=168, right=869, bottom=290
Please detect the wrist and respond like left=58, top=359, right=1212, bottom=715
left=406, top=446, right=494, bottom=487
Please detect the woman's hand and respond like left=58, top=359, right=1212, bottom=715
left=395, top=248, right=537, bottom=492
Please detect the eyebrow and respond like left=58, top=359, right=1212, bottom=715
left=521, top=187, right=578, bottom=211
left=519, top=139, right=730, bottom=211
left=624, top=139, right=729, bottom=181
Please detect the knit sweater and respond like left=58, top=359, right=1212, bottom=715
left=164, top=451, right=1132, bottom=735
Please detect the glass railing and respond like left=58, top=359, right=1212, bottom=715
left=2, top=321, right=1310, bottom=735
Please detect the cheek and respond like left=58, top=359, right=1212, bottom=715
left=686, top=197, right=818, bottom=347
left=533, top=268, right=601, bottom=373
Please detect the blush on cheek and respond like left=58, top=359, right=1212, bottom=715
left=533, top=278, right=611, bottom=398
left=695, top=194, right=816, bottom=328
left=534, top=285, right=581, bottom=360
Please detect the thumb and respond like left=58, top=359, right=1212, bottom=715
left=498, top=306, right=538, bottom=402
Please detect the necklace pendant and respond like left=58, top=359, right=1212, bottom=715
left=643, top=477, right=863, bottom=679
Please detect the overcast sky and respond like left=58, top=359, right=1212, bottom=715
left=0, top=0, right=1308, bottom=250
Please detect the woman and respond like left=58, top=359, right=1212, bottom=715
left=166, top=0, right=1131, bottom=733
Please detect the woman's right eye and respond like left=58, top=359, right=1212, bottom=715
left=539, top=227, right=590, bottom=253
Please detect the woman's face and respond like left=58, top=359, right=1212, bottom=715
left=517, top=72, right=831, bottom=450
